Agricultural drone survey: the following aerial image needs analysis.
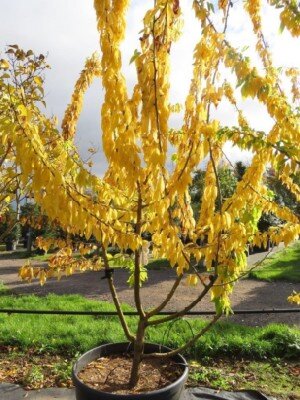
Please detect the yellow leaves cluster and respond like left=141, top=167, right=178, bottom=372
left=3, top=0, right=299, bottom=317
left=61, top=53, right=101, bottom=140
left=280, top=5, right=300, bottom=37
left=288, top=291, right=300, bottom=305
left=198, top=150, right=221, bottom=228
left=201, top=120, right=220, bottom=139
left=152, top=225, right=189, bottom=274
left=218, top=0, right=229, bottom=14
left=286, top=68, right=300, bottom=102
left=193, top=1, right=207, bottom=22
left=269, top=223, right=300, bottom=247
left=0, top=59, right=9, bottom=69
left=244, top=0, right=261, bottom=33
left=185, top=274, right=198, bottom=286
left=35, top=237, right=53, bottom=253
left=278, top=171, right=300, bottom=203
left=19, top=242, right=103, bottom=286
left=19, top=262, right=38, bottom=282
left=203, top=86, right=224, bottom=107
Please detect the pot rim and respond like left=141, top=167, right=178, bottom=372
left=72, top=342, right=189, bottom=399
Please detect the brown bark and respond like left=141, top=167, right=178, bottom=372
left=101, top=243, right=134, bottom=342
left=129, top=320, right=146, bottom=388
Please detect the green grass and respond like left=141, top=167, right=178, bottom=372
left=146, top=258, right=171, bottom=269
left=188, top=359, right=299, bottom=400
left=0, top=248, right=51, bottom=261
left=249, top=242, right=300, bottom=282
left=0, top=290, right=299, bottom=360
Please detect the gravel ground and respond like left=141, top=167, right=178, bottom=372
left=0, top=245, right=299, bottom=327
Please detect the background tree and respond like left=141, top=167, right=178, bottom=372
left=0, top=206, right=21, bottom=250
left=234, top=161, right=247, bottom=182
left=267, top=168, right=300, bottom=213
left=0, top=46, right=50, bottom=244
left=190, top=163, right=237, bottom=218
left=20, top=202, right=65, bottom=253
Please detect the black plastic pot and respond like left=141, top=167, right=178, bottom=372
left=72, top=342, right=188, bottom=400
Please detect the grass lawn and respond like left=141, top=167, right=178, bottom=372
left=146, top=258, right=171, bottom=269
left=249, top=242, right=300, bottom=282
left=0, top=287, right=299, bottom=399
left=0, top=286, right=299, bottom=360
left=188, top=358, right=299, bottom=400
left=0, top=247, right=51, bottom=261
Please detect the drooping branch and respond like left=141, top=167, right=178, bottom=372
left=61, top=53, right=101, bottom=140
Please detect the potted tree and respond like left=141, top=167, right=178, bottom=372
left=2, top=0, right=300, bottom=398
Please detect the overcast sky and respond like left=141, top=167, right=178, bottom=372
left=1, top=1, right=299, bottom=175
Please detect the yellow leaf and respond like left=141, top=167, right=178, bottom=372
left=34, top=76, right=43, bottom=86
left=0, top=59, right=9, bottom=69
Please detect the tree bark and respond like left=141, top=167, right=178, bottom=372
left=129, top=320, right=146, bottom=388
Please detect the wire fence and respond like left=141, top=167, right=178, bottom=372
left=0, top=308, right=299, bottom=316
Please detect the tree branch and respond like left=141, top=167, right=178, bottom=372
left=134, top=182, right=145, bottom=318
left=146, top=273, right=183, bottom=318
left=101, top=243, right=134, bottom=342
left=143, top=314, right=221, bottom=359
left=147, top=278, right=216, bottom=326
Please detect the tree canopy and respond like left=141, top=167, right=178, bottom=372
left=1, top=0, right=300, bottom=386
left=0, top=0, right=299, bottom=308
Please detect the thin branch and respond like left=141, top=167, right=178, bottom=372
left=146, top=273, right=183, bottom=318
left=147, top=278, right=216, bottom=326
left=101, top=243, right=134, bottom=342
left=152, top=3, right=164, bottom=153
left=143, top=314, right=221, bottom=359
left=0, top=142, right=12, bottom=168
left=134, top=182, right=145, bottom=318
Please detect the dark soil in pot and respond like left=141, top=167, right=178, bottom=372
left=72, top=342, right=188, bottom=400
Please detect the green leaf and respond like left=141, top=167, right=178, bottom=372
left=129, top=49, right=141, bottom=65
left=279, top=21, right=285, bottom=34
left=171, top=153, right=178, bottom=162
left=236, top=77, right=246, bottom=88
left=207, top=2, right=215, bottom=13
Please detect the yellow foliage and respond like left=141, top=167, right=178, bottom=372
left=0, top=0, right=298, bottom=317
left=288, top=291, right=300, bottom=305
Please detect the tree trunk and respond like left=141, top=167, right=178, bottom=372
left=26, top=227, right=33, bottom=253
left=129, top=320, right=146, bottom=388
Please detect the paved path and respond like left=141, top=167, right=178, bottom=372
left=0, top=244, right=299, bottom=326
